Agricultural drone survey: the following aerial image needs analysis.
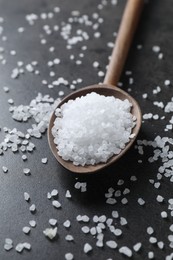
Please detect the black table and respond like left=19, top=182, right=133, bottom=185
left=0, top=0, right=173, bottom=259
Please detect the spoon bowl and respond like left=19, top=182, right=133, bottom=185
left=48, top=84, right=142, bottom=173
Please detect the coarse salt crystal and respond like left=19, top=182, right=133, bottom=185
left=43, top=227, right=57, bottom=240
left=156, top=195, right=164, bottom=203
left=49, top=218, right=57, bottom=226
left=152, top=45, right=160, bottom=53
left=51, top=189, right=58, bottom=196
left=2, top=166, right=8, bottom=173
left=23, top=168, right=31, bottom=176
left=84, top=243, right=92, bottom=253
left=41, top=157, right=48, bottom=164
left=65, top=190, right=72, bottom=198
left=63, top=220, right=71, bottom=228
left=161, top=211, right=168, bottom=218
left=81, top=226, right=90, bottom=234
left=65, top=234, right=74, bottom=241
left=106, top=240, right=117, bottom=249
left=29, top=204, right=36, bottom=213
left=65, top=253, right=74, bottom=260
left=22, top=226, right=31, bottom=234
left=119, top=246, right=132, bottom=257
left=133, top=242, right=142, bottom=252
left=157, top=241, right=164, bottom=249
left=29, top=220, right=36, bottom=227
left=52, top=200, right=61, bottom=208
left=15, top=243, right=24, bottom=253
left=149, top=236, right=157, bottom=244
left=148, top=251, right=154, bottom=259
left=4, top=243, right=13, bottom=251
left=164, top=80, right=171, bottom=86
left=137, top=198, right=145, bottom=206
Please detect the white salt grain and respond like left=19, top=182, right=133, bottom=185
left=133, top=242, right=142, bottom=252
left=51, top=189, right=58, bottom=196
left=120, top=217, right=128, bottom=226
left=41, top=158, right=48, bottom=164
left=112, top=210, right=119, bottom=218
left=4, top=243, right=13, bottom=251
left=63, top=220, right=71, bottom=228
left=65, top=190, right=72, bottom=198
left=65, top=235, right=74, bottom=241
left=65, top=253, right=74, bottom=260
left=81, top=226, right=90, bottom=234
left=157, top=241, right=164, bottom=249
left=29, top=204, right=36, bottom=213
left=52, top=200, right=61, bottom=208
left=84, top=243, right=92, bottom=253
left=164, top=80, right=171, bottom=86
left=106, top=240, right=117, bottom=249
left=22, top=155, right=27, bottom=161
left=24, top=192, right=30, bottom=202
left=161, top=211, right=168, bottom=218
left=43, top=227, right=57, bottom=240
left=15, top=243, right=24, bottom=253
left=148, top=251, right=154, bottom=259
left=152, top=45, right=160, bottom=53
left=119, top=246, right=132, bottom=257
left=23, top=168, right=31, bottom=176
left=2, top=166, right=8, bottom=173
left=156, top=195, right=164, bottom=203
left=29, top=220, right=36, bottom=227
left=149, top=236, right=157, bottom=244
left=137, top=198, right=145, bottom=206
left=23, top=242, right=31, bottom=250
left=121, top=198, right=128, bottom=205
left=113, top=228, right=122, bottom=237
left=170, top=224, right=173, bottom=232
left=106, top=198, right=117, bottom=205
left=49, top=218, right=57, bottom=226
left=147, top=227, right=154, bottom=235
left=22, top=226, right=31, bottom=234
left=93, top=61, right=99, bottom=68
left=5, top=238, right=13, bottom=245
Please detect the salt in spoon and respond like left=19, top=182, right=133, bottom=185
left=48, top=0, right=143, bottom=174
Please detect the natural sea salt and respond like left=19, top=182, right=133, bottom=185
left=52, top=92, right=135, bottom=166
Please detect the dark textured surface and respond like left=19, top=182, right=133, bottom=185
left=0, top=0, right=173, bottom=259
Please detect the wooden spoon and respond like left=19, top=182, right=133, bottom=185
left=48, top=0, right=143, bottom=174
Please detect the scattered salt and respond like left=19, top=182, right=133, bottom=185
left=137, top=198, right=145, bottom=206
left=52, top=200, right=61, bottom=208
left=49, top=218, right=57, bottom=226
left=41, top=158, right=48, bottom=164
left=51, top=189, right=58, bottom=196
left=119, top=246, right=132, bottom=257
left=24, top=192, right=30, bottom=202
left=43, top=227, right=57, bottom=240
left=29, top=220, right=36, bottom=227
left=63, top=220, right=71, bottom=228
left=133, top=242, right=142, bottom=252
left=22, top=226, right=31, bottom=234
left=65, top=190, right=72, bottom=198
left=29, top=204, right=36, bottom=213
left=84, top=243, right=92, bottom=253
left=65, top=235, right=74, bottom=241
left=65, top=253, right=74, bottom=260
left=106, top=240, right=117, bottom=249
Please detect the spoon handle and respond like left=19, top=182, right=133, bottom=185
left=104, top=0, right=144, bottom=86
